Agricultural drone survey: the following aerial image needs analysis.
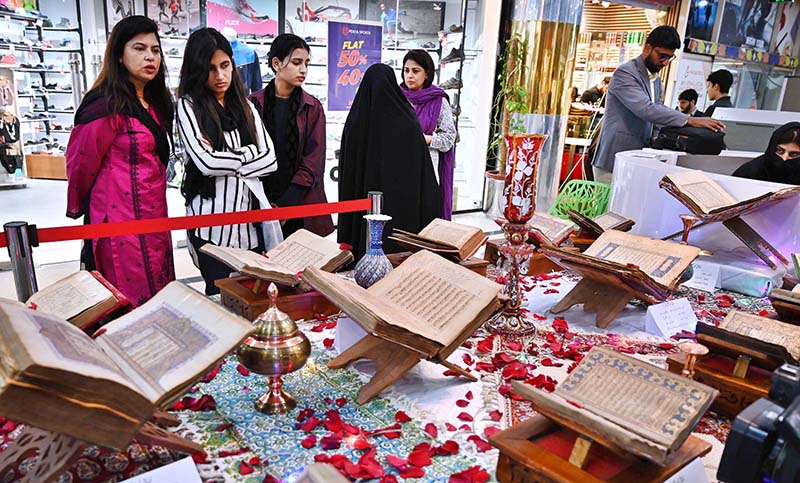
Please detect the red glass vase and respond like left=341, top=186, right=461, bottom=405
left=502, top=134, right=547, bottom=223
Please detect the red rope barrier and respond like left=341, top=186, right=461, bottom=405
left=0, top=199, right=371, bottom=248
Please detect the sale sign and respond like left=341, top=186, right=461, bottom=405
left=327, top=20, right=382, bottom=111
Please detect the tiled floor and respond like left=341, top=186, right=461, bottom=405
left=0, top=179, right=499, bottom=300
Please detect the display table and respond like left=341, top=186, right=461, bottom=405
left=1, top=271, right=774, bottom=482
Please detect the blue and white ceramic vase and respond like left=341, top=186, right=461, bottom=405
left=354, top=214, right=393, bottom=288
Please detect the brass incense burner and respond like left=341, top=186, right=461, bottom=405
left=237, top=283, right=311, bottom=414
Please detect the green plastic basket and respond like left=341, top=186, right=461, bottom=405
left=548, top=180, right=611, bottom=219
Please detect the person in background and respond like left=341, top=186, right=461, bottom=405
left=733, top=122, right=800, bottom=185
left=591, top=26, right=725, bottom=183
left=400, top=49, right=456, bottom=220
left=703, top=69, right=734, bottom=118
left=177, top=28, right=277, bottom=295
left=66, top=16, right=175, bottom=306
left=249, top=33, right=333, bottom=238
left=677, top=88, right=703, bottom=117
left=580, top=76, right=611, bottom=106
left=338, top=64, right=441, bottom=259
left=570, top=86, right=580, bottom=102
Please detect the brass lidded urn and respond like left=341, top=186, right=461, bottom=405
left=236, top=283, right=311, bottom=414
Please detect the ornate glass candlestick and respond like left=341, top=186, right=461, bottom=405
left=487, top=134, right=547, bottom=335
left=237, top=283, right=311, bottom=414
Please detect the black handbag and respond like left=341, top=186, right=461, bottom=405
left=651, top=126, right=726, bottom=155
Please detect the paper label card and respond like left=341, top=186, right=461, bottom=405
left=645, top=298, right=699, bottom=338
left=662, top=457, right=709, bottom=483
left=682, top=262, right=720, bottom=293
left=119, top=457, right=202, bottom=483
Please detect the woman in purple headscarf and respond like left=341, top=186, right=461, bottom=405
left=400, top=49, right=457, bottom=219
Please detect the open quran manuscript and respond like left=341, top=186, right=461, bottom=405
left=201, top=229, right=353, bottom=286
left=527, top=212, right=575, bottom=246
left=567, top=209, right=635, bottom=237
left=512, top=346, right=717, bottom=465
left=541, top=230, right=700, bottom=298
left=302, top=250, right=501, bottom=358
left=26, top=270, right=130, bottom=329
left=699, top=310, right=800, bottom=364
left=0, top=282, right=253, bottom=448
left=661, top=170, right=800, bottom=215
left=389, top=218, right=487, bottom=261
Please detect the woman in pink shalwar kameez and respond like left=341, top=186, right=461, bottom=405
left=66, top=16, right=175, bottom=306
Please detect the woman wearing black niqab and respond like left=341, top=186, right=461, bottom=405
left=733, top=122, right=800, bottom=185
left=338, top=63, right=442, bottom=260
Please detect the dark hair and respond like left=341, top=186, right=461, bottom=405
left=402, top=49, right=435, bottom=88
left=601, top=76, right=611, bottom=85
left=178, top=28, right=256, bottom=150
left=678, top=88, right=698, bottom=102
left=268, top=33, right=311, bottom=73
left=776, top=127, right=800, bottom=146
left=707, top=69, right=734, bottom=94
left=92, top=15, right=173, bottom=130
left=645, top=26, right=681, bottom=50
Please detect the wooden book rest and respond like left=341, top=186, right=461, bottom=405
left=216, top=275, right=340, bottom=321
left=490, top=414, right=710, bottom=483
left=549, top=262, right=661, bottom=328
left=666, top=332, right=782, bottom=417
left=0, top=411, right=204, bottom=483
left=328, top=334, right=478, bottom=405
left=387, top=251, right=490, bottom=276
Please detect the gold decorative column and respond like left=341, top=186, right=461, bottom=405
left=508, top=0, right=583, bottom=210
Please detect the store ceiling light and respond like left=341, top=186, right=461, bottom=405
left=601, top=1, right=611, bottom=7
left=698, top=0, right=709, bottom=7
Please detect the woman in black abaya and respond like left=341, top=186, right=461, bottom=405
left=733, top=122, right=800, bottom=185
left=338, top=63, right=442, bottom=260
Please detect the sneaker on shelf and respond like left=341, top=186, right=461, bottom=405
left=42, top=18, right=52, bottom=27
left=44, top=82, right=57, bottom=89
left=420, top=41, right=436, bottom=49
left=451, top=104, right=461, bottom=118
left=22, top=112, right=36, bottom=119
left=382, top=58, right=396, bottom=67
left=55, top=17, right=72, bottom=28
left=57, top=81, right=72, bottom=91
left=50, top=123, right=63, bottom=130
left=439, top=77, right=462, bottom=90
left=167, top=47, right=179, bottom=55
left=447, top=24, right=463, bottom=33
left=440, top=47, right=464, bottom=64
left=57, top=39, right=72, bottom=48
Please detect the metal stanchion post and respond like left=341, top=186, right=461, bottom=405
left=69, top=53, right=83, bottom=112
left=4, top=222, right=38, bottom=302
left=366, top=191, right=383, bottom=249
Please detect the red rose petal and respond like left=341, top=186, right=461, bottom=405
left=407, top=449, right=433, bottom=467
left=501, top=360, right=529, bottom=380
left=457, top=412, right=474, bottom=422
left=540, top=357, right=563, bottom=367
left=462, top=353, right=474, bottom=365
left=386, top=454, right=408, bottom=470
left=395, top=410, right=412, bottom=423
left=436, top=439, right=460, bottom=456
left=484, top=426, right=502, bottom=438
left=467, top=435, right=492, bottom=452
left=476, top=335, right=496, bottom=353
left=335, top=397, right=347, bottom=407
left=238, top=461, right=254, bottom=475
left=300, top=416, right=320, bottom=432
left=449, top=465, right=491, bottom=483
left=459, top=423, right=472, bottom=431
left=506, top=341, right=523, bottom=351
left=323, top=338, right=334, bottom=348
left=489, top=410, right=502, bottom=421
left=320, top=433, right=342, bottom=450
left=465, top=390, right=473, bottom=400
left=263, top=476, right=281, bottom=483
left=379, top=476, right=399, bottom=483
left=445, top=422, right=457, bottom=431
left=400, top=466, right=426, bottom=478
left=201, top=362, right=223, bottom=383
left=474, top=361, right=497, bottom=372
left=218, top=447, right=250, bottom=457
left=424, top=422, right=438, bottom=438
left=236, top=364, right=250, bottom=376
left=301, top=434, right=317, bottom=449
left=456, top=399, right=469, bottom=407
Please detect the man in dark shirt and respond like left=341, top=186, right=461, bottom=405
left=704, top=69, right=734, bottom=117
left=677, top=88, right=703, bottom=117
left=580, top=76, right=611, bottom=105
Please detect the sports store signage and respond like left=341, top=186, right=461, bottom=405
left=327, top=20, right=382, bottom=111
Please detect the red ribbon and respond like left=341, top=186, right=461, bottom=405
left=0, top=199, right=371, bottom=248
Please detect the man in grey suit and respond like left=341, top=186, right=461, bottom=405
left=592, top=26, right=725, bottom=183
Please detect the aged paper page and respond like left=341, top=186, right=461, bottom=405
left=266, top=229, right=342, bottom=274
left=418, top=219, right=480, bottom=248
left=555, top=347, right=716, bottom=448
left=201, top=244, right=294, bottom=275
left=369, top=251, right=501, bottom=345
left=27, top=271, right=111, bottom=320
left=593, top=212, right=627, bottom=230
left=584, top=231, right=700, bottom=287
left=665, top=171, right=738, bottom=213
left=95, top=282, right=253, bottom=403
left=530, top=212, right=574, bottom=243
left=0, top=301, right=138, bottom=393
left=720, top=311, right=800, bottom=361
